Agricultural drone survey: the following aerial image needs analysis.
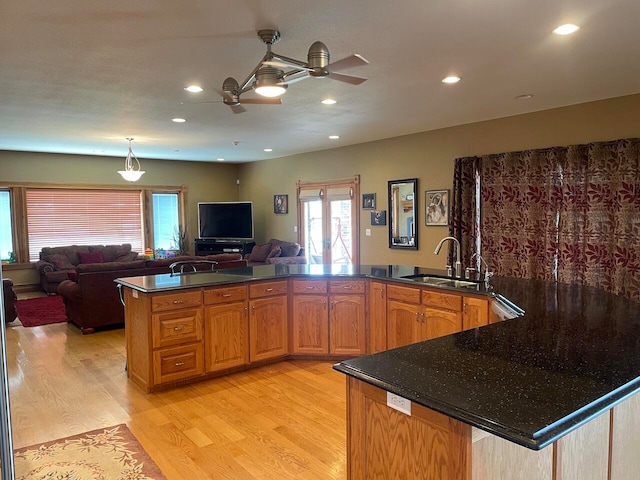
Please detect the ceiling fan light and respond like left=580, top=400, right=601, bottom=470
left=255, top=85, right=287, bottom=97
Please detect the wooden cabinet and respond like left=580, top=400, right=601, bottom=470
left=463, top=296, right=489, bottom=330
left=204, top=285, right=248, bottom=373
left=291, top=279, right=366, bottom=356
left=369, top=280, right=387, bottom=354
left=249, top=281, right=288, bottom=362
left=422, top=289, right=462, bottom=340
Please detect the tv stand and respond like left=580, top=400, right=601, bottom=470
left=194, top=239, right=255, bottom=257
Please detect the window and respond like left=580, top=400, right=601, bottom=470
left=0, top=190, right=13, bottom=261
left=26, top=189, right=144, bottom=261
left=152, top=192, right=179, bottom=251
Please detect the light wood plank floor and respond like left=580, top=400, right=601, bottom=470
left=5, top=321, right=347, bottom=479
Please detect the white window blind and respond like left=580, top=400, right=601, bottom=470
left=26, top=189, right=143, bottom=261
left=299, top=189, right=323, bottom=201
left=327, top=186, right=353, bottom=201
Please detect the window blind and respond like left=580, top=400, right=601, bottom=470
left=26, top=188, right=143, bottom=261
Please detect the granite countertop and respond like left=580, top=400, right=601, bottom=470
left=334, top=277, right=640, bottom=450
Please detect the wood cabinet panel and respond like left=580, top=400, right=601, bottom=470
left=249, top=280, right=288, bottom=298
left=203, top=285, right=247, bottom=305
left=151, top=290, right=202, bottom=313
left=152, top=308, right=203, bottom=349
left=387, top=300, right=422, bottom=349
left=369, top=281, right=387, bottom=354
left=292, top=279, right=328, bottom=294
left=330, top=295, right=366, bottom=355
left=152, top=343, right=204, bottom=385
left=329, top=279, right=366, bottom=294
left=463, top=296, right=489, bottom=330
left=387, top=284, right=421, bottom=304
left=291, top=295, right=329, bottom=354
left=424, top=307, right=462, bottom=340
left=422, top=290, right=462, bottom=312
left=204, top=302, right=248, bottom=372
left=249, top=295, right=288, bottom=362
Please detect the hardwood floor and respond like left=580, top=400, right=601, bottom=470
left=5, top=321, right=347, bottom=479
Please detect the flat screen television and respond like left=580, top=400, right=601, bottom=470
left=198, top=202, right=254, bottom=240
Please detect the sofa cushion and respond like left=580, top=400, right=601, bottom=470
left=43, top=253, right=76, bottom=271
left=115, top=252, right=139, bottom=262
left=145, top=256, right=194, bottom=268
left=78, top=251, right=104, bottom=264
left=267, top=245, right=281, bottom=259
left=76, top=260, right=147, bottom=273
left=90, top=244, right=132, bottom=262
left=201, top=253, right=243, bottom=262
left=279, top=242, right=301, bottom=257
left=247, top=243, right=273, bottom=263
left=41, top=246, right=91, bottom=265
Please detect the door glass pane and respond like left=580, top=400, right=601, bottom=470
left=330, top=199, right=353, bottom=265
left=152, top=193, right=179, bottom=251
left=303, top=200, right=323, bottom=264
left=0, top=191, right=13, bottom=261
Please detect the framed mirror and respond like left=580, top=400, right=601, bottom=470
left=388, top=178, right=418, bottom=250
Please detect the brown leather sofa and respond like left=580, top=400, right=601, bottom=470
left=57, top=254, right=246, bottom=334
left=245, top=238, right=307, bottom=266
left=2, top=278, right=18, bottom=324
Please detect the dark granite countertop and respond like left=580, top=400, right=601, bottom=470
left=334, top=277, right=640, bottom=450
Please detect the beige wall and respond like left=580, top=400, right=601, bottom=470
left=3, top=93, right=640, bottom=286
left=1, top=151, right=240, bottom=287
left=237, top=93, right=640, bottom=268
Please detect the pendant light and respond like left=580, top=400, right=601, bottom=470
left=117, top=138, right=145, bottom=182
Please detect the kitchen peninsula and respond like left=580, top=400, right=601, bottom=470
left=116, top=265, right=640, bottom=480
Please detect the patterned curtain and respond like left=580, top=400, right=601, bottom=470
left=558, top=138, right=640, bottom=301
left=479, top=148, right=564, bottom=281
left=449, top=157, right=480, bottom=269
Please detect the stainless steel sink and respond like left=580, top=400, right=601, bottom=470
left=402, top=275, right=480, bottom=289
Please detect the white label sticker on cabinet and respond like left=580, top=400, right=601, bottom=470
left=132, top=290, right=138, bottom=298
left=387, top=392, right=412, bottom=416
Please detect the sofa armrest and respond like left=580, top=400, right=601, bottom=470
left=35, top=260, right=55, bottom=274
left=58, top=279, right=82, bottom=302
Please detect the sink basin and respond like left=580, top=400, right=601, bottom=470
left=401, top=274, right=480, bottom=289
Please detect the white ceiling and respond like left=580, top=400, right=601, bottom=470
left=1, top=0, right=639, bottom=163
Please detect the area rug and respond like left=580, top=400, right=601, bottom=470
left=14, top=424, right=166, bottom=480
left=16, top=295, right=67, bottom=327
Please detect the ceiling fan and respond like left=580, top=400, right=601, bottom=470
left=218, top=29, right=369, bottom=114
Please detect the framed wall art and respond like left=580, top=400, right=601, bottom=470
left=370, top=210, right=387, bottom=226
left=425, top=189, right=449, bottom=226
left=362, top=193, right=376, bottom=209
left=274, top=194, right=288, bottom=214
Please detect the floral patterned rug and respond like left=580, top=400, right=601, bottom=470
left=13, top=424, right=166, bottom=480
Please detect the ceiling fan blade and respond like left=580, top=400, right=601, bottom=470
left=327, top=71, right=368, bottom=85
left=238, top=97, right=282, bottom=105
left=327, top=53, right=369, bottom=72
left=215, top=88, right=235, bottom=102
left=263, top=59, right=314, bottom=72
left=230, top=104, right=246, bottom=114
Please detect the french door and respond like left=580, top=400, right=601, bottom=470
left=297, top=177, right=359, bottom=265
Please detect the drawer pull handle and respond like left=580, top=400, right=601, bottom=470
left=265, top=288, right=274, bottom=292
left=222, top=294, right=232, bottom=298
left=172, top=300, right=184, bottom=304
left=173, top=326, right=184, bottom=331
left=175, top=362, right=185, bottom=367
left=343, top=285, right=353, bottom=290
left=305, top=286, right=314, bottom=290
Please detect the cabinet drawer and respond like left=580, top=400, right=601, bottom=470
left=249, top=281, right=288, bottom=298
left=330, top=280, right=365, bottom=294
left=422, top=289, right=462, bottom=311
left=151, top=290, right=202, bottom=313
left=292, top=279, right=328, bottom=294
left=153, top=343, right=204, bottom=385
left=152, top=309, right=203, bottom=348
left=204, top=285, right=247, bottom=305
left=387, top=284, right=421, bottom=304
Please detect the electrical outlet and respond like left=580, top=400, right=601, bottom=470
left=294, top=225, right=298, bottom=233
left=365, top=228, right=371, bottom=236
left=387, top=392, right=412, bottom=416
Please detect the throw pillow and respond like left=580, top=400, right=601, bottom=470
left=267, top=245, right=282, bottom=259
left=43, top=254, right=75, bottom=271
left=279, top=242, right=301, bottom=257
left=248, top=243, right=273, bottom=263
left=77, top=251, right=104, bottom=264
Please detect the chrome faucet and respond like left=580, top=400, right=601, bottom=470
left=470, top=253, right=493, bottom=283
left=434, top=236, right=462, bottom=278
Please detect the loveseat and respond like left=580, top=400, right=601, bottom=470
left=35, top=244, right=144, bottom=294
left=57, top=253, right=246, bottom=334
left=244, top=238, right=307, bottom=266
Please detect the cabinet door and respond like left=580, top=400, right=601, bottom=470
left=249, top=296, right=288, bottom=362
left=462, top=296, right=489, bottom=330
left=292, top=295, right=329, bottom=354
left=330, top=294, right=366, bottom=356
left=387, top=300, right=422, bottom=349
left=423, top=307, right=462, bottom=341
left=369, top=281, right=387, bottom=354
left=204, top=302, right=248, bottom=372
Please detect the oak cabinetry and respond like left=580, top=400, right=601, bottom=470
left=291, top=279, right=366, bottom=356
left=463, top=296, right=489, bottom=330
left=421, top=289, right=462, bottom=340
left=369, top=280, right=387, bottom=353
left=204, top=285, right=248, bottom=373
left=249, top=280, right=289, bottom=362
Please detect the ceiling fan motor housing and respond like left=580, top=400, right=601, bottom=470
left=308, top=41, right=330, bottom=77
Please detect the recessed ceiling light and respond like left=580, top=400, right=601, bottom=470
left=515, top=94, right=534, bottom=100
left=553, top=24, right=580, bottom=35
left=217, top=158, right=225, bottom=162
left=264, top=148, right=273, bottom=152
left=321, top=99, right=337, bottom=105
left=442, top=76, right=461, bottom=84
left=184, top=85, right=203, bottom=93
left=329, top=135, right=340, bottom=140
left=172, top=118, right=186, bottom=123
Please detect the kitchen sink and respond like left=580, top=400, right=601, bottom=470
left=401, top=274, right=481, bottom=289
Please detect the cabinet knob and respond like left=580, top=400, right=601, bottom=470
left=173, top=326, right=184, bottom=331
left=266, top=288, right=274, bottom=292
left=343, top=285, right=352, bottom=290
left=222, top=293, right=232, bottom=298
left=172, top=300, right=184, bottom=304
left=305, top=286, right=314, bottom=290
left=175, top=362, right=185, bottom=367
left=463, top=303, right=468, bottom=314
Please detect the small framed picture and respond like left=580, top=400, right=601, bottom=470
left=362, top=193, right=376, bottom=209
left=370, top=210, right=386, bottom=226
left=274, top=194, right=288, bottom=214
left=425, top=189, right=449, bottom=226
